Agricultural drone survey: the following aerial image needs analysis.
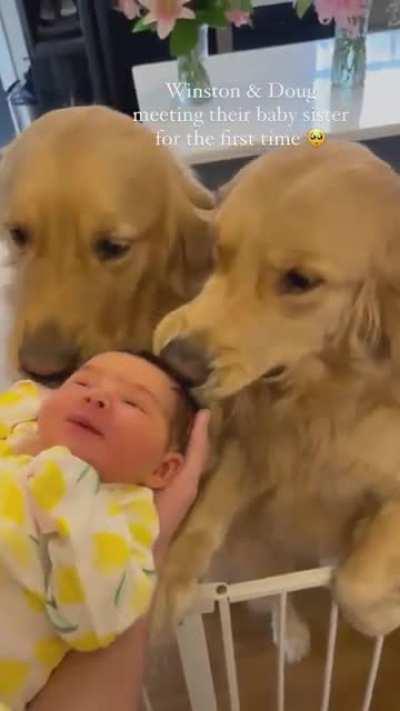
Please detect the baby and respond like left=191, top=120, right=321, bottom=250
left=0, top=350, right=197, bottom=711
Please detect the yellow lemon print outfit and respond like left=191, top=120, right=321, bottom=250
left=0, top=381, right=159, bottom=710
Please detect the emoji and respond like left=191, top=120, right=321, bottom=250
left=307, top=129, right=326, bottom=148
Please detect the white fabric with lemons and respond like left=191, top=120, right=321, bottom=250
left=0, top=381, right=159, bottom=710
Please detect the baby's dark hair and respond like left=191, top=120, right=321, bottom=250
left=120, top=349, right=199, bottom=452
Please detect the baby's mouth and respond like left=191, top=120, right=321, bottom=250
left=66, top=416, right=103, bottom=437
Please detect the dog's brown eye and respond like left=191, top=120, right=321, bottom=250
left=94, top=238, right=131, bottom=261
left=281, top=269, right=322, bottom=294
left=9, top=227, right=29, bottom=248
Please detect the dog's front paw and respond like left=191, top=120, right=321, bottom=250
left=152, top=564, right=199, bottom=638
left=334, top=566, right=400, bottom=637
left=271, top=601, right=311, bottom=664
left=152, top=526, right=220, bottom=638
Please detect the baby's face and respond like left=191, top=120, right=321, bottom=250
left=37, top=352, right=182, bottom=485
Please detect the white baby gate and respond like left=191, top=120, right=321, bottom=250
left=144, top=566, right=385, bottom=711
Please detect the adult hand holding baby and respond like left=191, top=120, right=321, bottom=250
left=154, top=409, right=211, bottom=566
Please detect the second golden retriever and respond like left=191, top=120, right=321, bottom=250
left=155, top=139, right=400, bottom=640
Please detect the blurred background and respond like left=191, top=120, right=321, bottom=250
left=1, top=1, right=397, bottom=179
left=0, top=0, right=386, bottom=144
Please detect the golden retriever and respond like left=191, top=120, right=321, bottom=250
left=0, top=106, right=214, bottom=381
left=154, top=138, right=400, bottom=641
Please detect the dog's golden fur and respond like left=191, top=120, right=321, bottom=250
left=3, top=113, right=400, bottom=640
left=155, top=139, right=400, bottom=639
left=0, top=106, right=214, bottom=375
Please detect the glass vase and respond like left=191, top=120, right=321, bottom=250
left=177, top=25, right=211, bottom=105
left=331, top=1, right=372, bottom=88
left=387, top=0, right=400, bottom=27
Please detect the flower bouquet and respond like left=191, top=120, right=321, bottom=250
left=294, top=0, right=373, bottom=87
left=115, top=1, right=253, bottom=102
left=115, top=1, right=252, bottom=52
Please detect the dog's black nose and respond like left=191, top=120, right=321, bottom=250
left=161, top=337, right=211, bottom=387
left=18, top=322, right=79, bottom=386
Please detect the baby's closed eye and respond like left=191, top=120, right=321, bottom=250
left=71, top=379, right=89, bottom=387
left=122, top=399, right=146, bottom=412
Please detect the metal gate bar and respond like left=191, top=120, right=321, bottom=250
left=361, top=636, right=384, bottom=711
left=174, top=567, right=385, bottom=711
left=277, top=592, right=288, bottom=711
left=176, top=613, right=218, bottom=711
left=218, top=590, right=241, bottom=711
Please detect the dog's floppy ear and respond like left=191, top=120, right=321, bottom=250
left=342, top=198, right=400, bottom=364
left=377, top=231, right=400, bottom=366
left=346, top=281, right=383, bottom=359
left=350, top=221, right=400, bottom=365
left=380, top=287, right=400, bottom=365
left=167, top=204, right=215, bottom=299
left=166, top=159, right=215, bottom=299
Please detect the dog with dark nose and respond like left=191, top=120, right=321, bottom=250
left=154, top=139, right=400, bottom=652
left=0, top=105, right=214, bottom=383
left=160, top=337, right=211, bottom=388
left=18, top=322, right=79, bottom=386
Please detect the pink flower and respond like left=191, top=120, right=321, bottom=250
left=314, top=0, right=369, bottom=35
left=225, top=9, right=252, bottom=27
left=140, top=0, right=195, bottom=39
left=114, top=0, right=141, bottom=20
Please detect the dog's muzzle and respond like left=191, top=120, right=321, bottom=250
left=18, top=321, right=80, bottom=386
left=160, top=336, right=211, bottom=388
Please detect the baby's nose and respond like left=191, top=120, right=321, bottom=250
left=84, top=390, right=110, bottom=409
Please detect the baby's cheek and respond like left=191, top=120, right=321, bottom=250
left=121, top=422, right=165, bottom=470
left=38, top=400, right=66, bottom=448
left=37, top=406, right=54, bottom=446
